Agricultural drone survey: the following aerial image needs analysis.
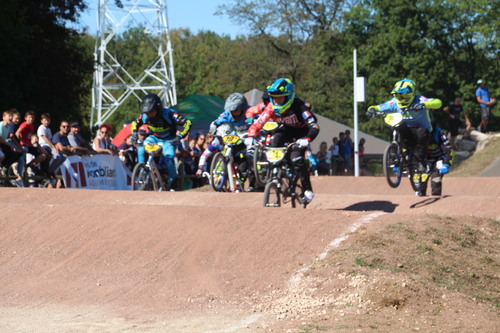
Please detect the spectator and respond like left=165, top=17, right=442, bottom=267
left=93, top=123, right=116, bottom=155
left=117, top=134, right=137, bottom=171
left=443, top=96, right=471, bottom=146
left=475, top=79, right=496, bottom=133
left=0, top=110, right=24, bottom=186
left=16, top=110, right=47, bottom=176
left=68, top=122, right=94, bottom=155
left=315, top=141, right=331, bottom=175
left=8, top=110, right=22, bottom=149
left=37, top=113, right=66, bottom=186
left=203, top=133, right=214, bottom=150
left=358, top=138, right=368, bottom=175
left=53, top=120, right=77, bottom=156
left=342, top=130, right=354, bottom=175
left=329, top=136, right=342, bottom=175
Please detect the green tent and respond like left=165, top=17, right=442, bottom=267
left=173, top=94, right=224, bottom=134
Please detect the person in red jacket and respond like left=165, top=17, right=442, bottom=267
left=248, top=78, right=320, bottom=203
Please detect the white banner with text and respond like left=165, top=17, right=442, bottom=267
left=60, top=155, right=132, bottom=190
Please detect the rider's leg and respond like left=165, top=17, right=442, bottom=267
left=290, top=145, right=313, bottom=194
left=161, top=141, right=177, bottom=184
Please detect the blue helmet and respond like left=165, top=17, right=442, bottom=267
left=267, top=78, right=295, bottom=115
left=391, top=78, right=416, bottom=108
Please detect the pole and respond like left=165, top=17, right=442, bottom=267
left=353, top=49, right=359, bottom=177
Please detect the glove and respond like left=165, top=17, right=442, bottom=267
left=412, top=103, right=426, bottom=111
left=438, top=163, right=449, bottom=174
left=366, top=107, right=377, bottom=118
left=171, top=135, right=182, bottom=147
left=130, top=133, right=138, bottom=145
left=297, top=138, right=310, bottom=148
left=245, top=117, right=254, bottom=126
left=195, top=167, right=204, bottom=177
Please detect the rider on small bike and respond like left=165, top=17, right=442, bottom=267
left=248, top=78, right=320, bottom=204
left=366, top=78, right=442, bottom=171
left=131, top=93, right=192, bottom=185
left=196, top=93, right=255, bottom=190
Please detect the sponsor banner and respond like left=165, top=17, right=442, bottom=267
left=60, top=155, right=132, bottom=190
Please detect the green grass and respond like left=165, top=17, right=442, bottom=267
left=450, top=136, right=500, bottom=177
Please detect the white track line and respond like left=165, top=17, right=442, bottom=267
left=288, top=211, right=387, bottom=288
left=209, top=211, right=387, bottom=333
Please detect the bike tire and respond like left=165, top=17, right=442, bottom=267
left=383, top=142, right=403, bottom=188
left=408, top=153, right=424, bottom=192
left=132, top=163, right=153, bottom=191
left=253, top=145, right=271, bottom=187
left=263, top=181, right=280, bottom=207
left=289, top=178, right=304, bottom=209
left=210, top=152, right=229, bottom=192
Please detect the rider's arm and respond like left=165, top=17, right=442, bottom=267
left=248, top=105, right=273, bottom=137
left=423, top=98, right=442, bottom=109
left=300, top=104, right=320, bottom=142
left=169, top=109, right=192, bottom=138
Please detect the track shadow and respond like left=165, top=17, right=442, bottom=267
left=338, top=201, right=398, bottom=213
left=410, top=195, right=451, bottom=209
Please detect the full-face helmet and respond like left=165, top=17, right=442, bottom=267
left=391, top=78, right=416, bottom=108
left=140, top=93, right=163, bottom=114
left=267, top=78, right=295, bottom=115
left=224, top=93, right=248, bottom=122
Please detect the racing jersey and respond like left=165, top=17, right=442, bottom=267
left=211, top=110, right=248, bottom=135
left=377, top=95, right=441, bottom=132
left=131, top=108, right=191, bottom=139
left=248, top=97, right=319, bottom=142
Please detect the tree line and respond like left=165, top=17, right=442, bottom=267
left=1, top=0, right=498, bottom=142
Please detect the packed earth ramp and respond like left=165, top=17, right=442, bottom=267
left=0, top=176, right=499, bottom=332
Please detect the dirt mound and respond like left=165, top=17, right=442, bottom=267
left=0, top=176, right=498, bottom=332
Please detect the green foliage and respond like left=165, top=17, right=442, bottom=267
left=0, top=0, right=497, bottom=142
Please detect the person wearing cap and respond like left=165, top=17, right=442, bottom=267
left=476, top=79, right=496, bottom=133
left=68, top=122, right=94, bottom=155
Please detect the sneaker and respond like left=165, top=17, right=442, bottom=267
left=415, top=191, right=423, bottom=197
left=303, top=190, right=314, bottom=203
left=49, top=178, right=58, bottom=186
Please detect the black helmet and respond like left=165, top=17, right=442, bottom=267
left=262, top=90, right=270, bottom=104
left=140, top=93, right=163, bottom=114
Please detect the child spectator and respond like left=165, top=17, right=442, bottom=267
left=117, top=134, right=137, bottom=171
left=0, top=110, right=24, bottom=186
left=16, top=111, right=47, bottom=175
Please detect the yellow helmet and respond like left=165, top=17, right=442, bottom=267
left=391, top=78, right=416, bottom=108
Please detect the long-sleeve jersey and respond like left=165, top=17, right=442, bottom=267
left=248, top=97, right=319, bottom=141
left=131, top=108, right=191, bottom=139
left=377, top=95, right=442, bottom=132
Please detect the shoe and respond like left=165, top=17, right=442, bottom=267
left=10, top=179, right=24, bottom=188
left=49, top=178, right=58, bottom=186
left=303, top=190, right=314, bottom=203
left=246, top=186, right=255, bottom=192
left=415, top=191, right=423, bottom=197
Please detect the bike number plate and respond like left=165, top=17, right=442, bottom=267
left=145, top=144, right=161, bottom=152
left=262, top=121, right=279, bottom=131
left=384, top=113, right=404, bottom=127
left=266, top=149, right=285, bottom=163
left=223, top=135, right=239, bottom=144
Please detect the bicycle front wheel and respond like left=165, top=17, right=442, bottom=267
left=253, top=145, right=271, bottom=187
left=132, top=163, right=153, bottom=191
left=383, top=143, right=403, bottom=188
left=263, top=181, right=280, bottom=207
left=210, top=152, right=229, bottom=192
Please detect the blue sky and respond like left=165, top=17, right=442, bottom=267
left=76, top=0, right=246, bottom=38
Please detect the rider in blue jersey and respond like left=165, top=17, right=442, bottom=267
left=366, top=78, right=442, bottom=169
left=131, top=93, right=192, bottom=185
left=196, top=93, right=256, bottom=190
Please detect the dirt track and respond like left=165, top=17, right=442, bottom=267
left=0, top=176, right=499, bottom=332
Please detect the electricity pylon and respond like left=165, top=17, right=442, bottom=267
left=91, top=0, right=176, bottom=130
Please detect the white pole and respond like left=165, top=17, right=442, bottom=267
left=353, top=49, right=360, bottom=177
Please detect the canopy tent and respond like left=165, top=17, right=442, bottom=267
left=172, top=94, right=225, bottom=134
left=111, top=122, right=133, bottom=147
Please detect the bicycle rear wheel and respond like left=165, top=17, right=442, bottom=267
left=132, top=163, right=153, bottom=191
left=210, top=152, right=229, bottom=192
left=263, top=181, right=280, bottom=207
left=383, top=143, right=403, bottom=188
left=253, top=145, right=271, bottom=187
